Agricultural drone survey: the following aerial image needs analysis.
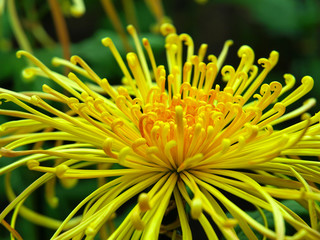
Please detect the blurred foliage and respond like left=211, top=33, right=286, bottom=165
left=0, top=0, right=320, bottom=239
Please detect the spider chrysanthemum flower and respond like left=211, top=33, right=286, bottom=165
left=1, top=24, right=320, bottom=240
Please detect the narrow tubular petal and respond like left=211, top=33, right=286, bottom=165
left=173, top=188, right=192, bottom=240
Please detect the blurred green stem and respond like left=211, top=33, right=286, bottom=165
left=121, top=0, right=139, bottom=31
left=101, top=0, right=131, bottom=51
left=7, top=0, right=33, bottom=53
left=48, top=0, right=71, bottom=73
left=22, top=1, right=56, bottom=48
left=29, top=22, right=57, bottom=48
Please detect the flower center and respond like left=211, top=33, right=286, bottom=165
left=136, top=81, right=228, bottom=171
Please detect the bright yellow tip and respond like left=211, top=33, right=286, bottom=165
left=101, top=37, right=112, bottom=47
left=191, top=198, right=202, bottom=219
left=138, top=193, right=151, bottom=212
left=22, top=68, right=36, bottom=79
left=16, top=50, right=26, bottom=58
left=160, top=23, right=176, bottom=36
left=226, top=39, right=233, bottom=46
left=126, top=24, right=135, bottom=35
left=70, top=0, right=86, bottom=17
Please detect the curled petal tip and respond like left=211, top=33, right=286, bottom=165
left=16, top=50, right=28, bottom=59
left=22, top=68, right=36, bottom=79
left=68, top=72, right=77, bottom=79
left=226, top=39, right=234, bottom=46
left=27, top=160, right=40, bottom=170
left=101, top=37, right=112, bottom=46
left=283, top=74, right=296, bottom=84
left=301, top=75, right=314, bottom=87
left=269, top=50, right=279, bottom=63
left=160, top=23, right=176, bottom=36
left=70, top=55, right=78, bottom=64
left=30, top=95, right=41, bottom=105
left=191, top=198, right=202, bottom=219
left=55, top=164, right=69, bottom=178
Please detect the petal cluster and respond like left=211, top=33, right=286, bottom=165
left=1, top=24, right=320, bottom=239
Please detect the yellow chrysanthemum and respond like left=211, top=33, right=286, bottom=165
left=1, top=24, right=320, bottom=240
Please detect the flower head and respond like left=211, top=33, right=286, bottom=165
left=1, top=24, right=320, bottom=239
